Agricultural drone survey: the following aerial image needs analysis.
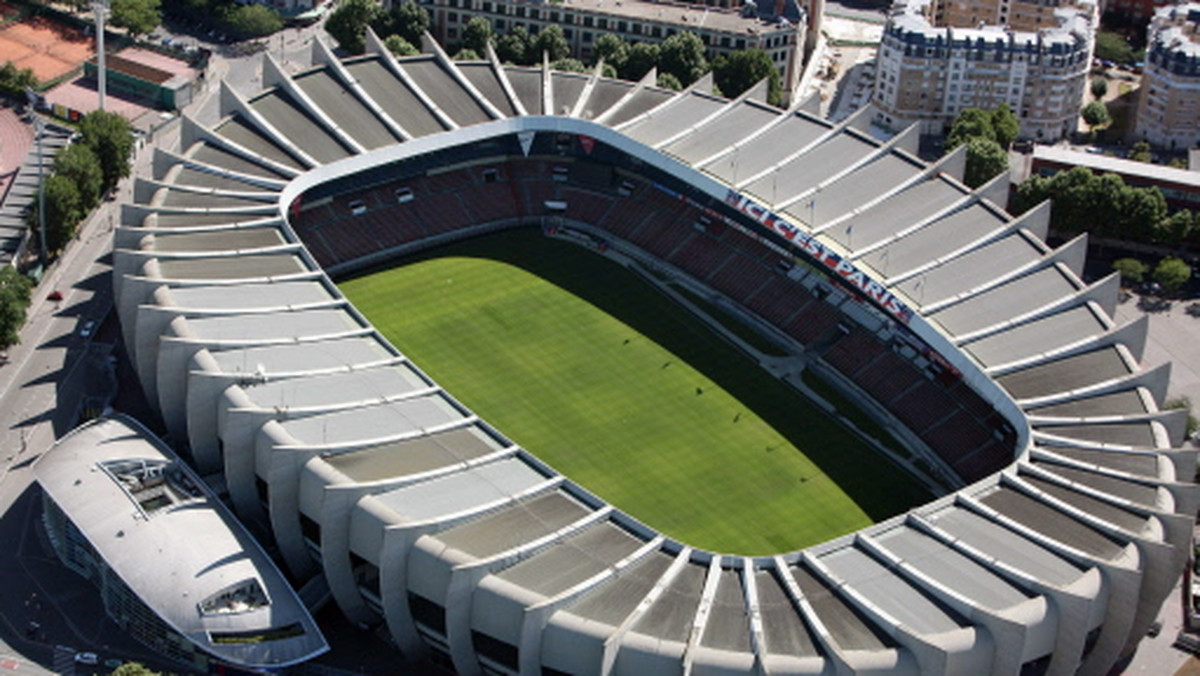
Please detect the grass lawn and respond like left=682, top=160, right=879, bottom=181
left=339, top=229, right=930, bottom=555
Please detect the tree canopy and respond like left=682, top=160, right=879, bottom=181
left=1154, top=257, right=1192, bottom=292
left=0, top=265, right=32, bottom=349
left=531, top=25, right=570, bottom=62
left=325, top=0, right=380, bottom=55
left=53, top=143, right=103, bottom=211
left=1011, top=166, right=1188, bottom=245
left=1112, top=258, right=1148, bottom=283
left=223, top=3, right=283, bottom=38
left=111, top=0, right=161, bottom=39
left=658, top=31, right=707, bottom=86
left=384, top=34, right=419, bottom=57
left=712, top=49, right=782, bottom=107
left=593, top=33, right=629, bottom=73
left=495, top=26, right=531, bottom=64
left=944, top=106, right=1014, bottom=187
left=1091, top=77, right=1108, bottom=100
left=460, top=16, right=493, bottom=55
left=35, top=174, right=83, bottom=254
left=963, top=138, right=1008, bottom=189
left=372, top=0, right=430, bottom=46
left=623, top=42, right=660, bottom=80
left=78, top=110, right=133, bottom=192
left=1082, top=100, right=1110, bottom=130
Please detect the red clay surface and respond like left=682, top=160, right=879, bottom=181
left=0, top=15, right=94, bottom=82
left=0, top=106, right=33, bottom=200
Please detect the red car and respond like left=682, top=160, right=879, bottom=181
left=47, top=290, right=62, bottom=301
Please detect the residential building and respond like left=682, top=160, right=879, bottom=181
left=873, top=0, right=1096, bottom=141
left=1135, top=2, right=1200, bottom=149
left=414, top=0, right=813, bottom=99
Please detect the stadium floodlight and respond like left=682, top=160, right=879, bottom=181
left=92, top=0, right=109, bottom=111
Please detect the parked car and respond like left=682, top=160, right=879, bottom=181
left=47, top=290, right=62, bottom=301
left=80, top=320, right=95, bottom=338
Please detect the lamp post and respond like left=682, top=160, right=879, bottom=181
left=92, top=0, right=109, bottom=111
left=34, top=117, right=46, bottom=272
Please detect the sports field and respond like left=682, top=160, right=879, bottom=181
left=340, top=229, right=931, bottom=555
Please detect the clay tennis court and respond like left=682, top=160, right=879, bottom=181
left=0, top=14, right=94, bottom=83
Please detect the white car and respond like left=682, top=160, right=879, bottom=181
left=79, top=320, right=96, bottom=338
left=73, top=652, right=98, bottom=665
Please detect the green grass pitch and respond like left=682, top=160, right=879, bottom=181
left=339, top=229, right=931, bottom=555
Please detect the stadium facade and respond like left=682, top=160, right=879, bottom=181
left=107, top=29, right=1198, bottom=676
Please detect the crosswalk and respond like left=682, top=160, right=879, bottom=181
left=51, top=645, right=75, bottom=674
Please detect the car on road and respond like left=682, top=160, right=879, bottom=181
left=47, top=290, right=62, bottom=301
left=73, top=652, right=98, bottom=665
left=79, top=320, right=95, bottom=338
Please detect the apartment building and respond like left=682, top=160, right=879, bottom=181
left=1135, top=2, right=1200, bottom=149
left=873, top=0, right=1096, bottom=140
left=415, top=0, right=814, bottom=97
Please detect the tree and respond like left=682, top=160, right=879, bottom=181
left=495, top=26, right=531, bottom=64
left=551, top=58, right=587, bottom=73
left=623, top=41, right=660, bottom=80
left=656, top=72, right=682, bottom=90
left=1129, top=141, right=1152, bottom=163
left=530, top=25, right=569, bottom=62
left=1112, top=258, right=1148, bottom=284
left=372, top=1, right=429, bottom=46
left=384, top=34, right=419, bottom=57
left=658, top=31, right=708, bottom=86
left=963, top=138, right=1008, bottom=188
left=712, top=49, right=782, bottom=107
left=0, top=265, right=32, bottom=349
left=990, top=104, right=1019, bottom=148
left=110, top=0, right=161, bottom=39
left=223, top=4, right=283, bottom=38
left=1157, top=209, right=1196, bottom=246
left=53, top=143, right=103, bottom=210
left=38, top=175, right=83, bottom=254
left=1091, top=76, right=1108, bottom=100
left=326, top=0, right=380, bottom=55
left=110, top=663, right=161, bottom=676
left=593, top=33, right=629, bottom=72
left=77, top=111, right=134, bottom=192
left=946, top=107, right=994, bottom=149
left=1082, top=100, right=1110, bottom=130
left=1094, top=31, right=1134, bottom=65
left=460, top=16, right=493, bottom=55
left=1154, top=257, right=1191, bottom=293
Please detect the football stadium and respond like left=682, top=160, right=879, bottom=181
left=97, top=28, right=1200, bottom=676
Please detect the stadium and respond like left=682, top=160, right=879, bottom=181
left=105, top=28, right=1200, bottom=676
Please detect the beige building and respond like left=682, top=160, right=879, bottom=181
left=416, top=0, right=816, bottom=99
left=1135, top=2, right=1200, bottom=149
left=874, top=0, right=1096, bottom=141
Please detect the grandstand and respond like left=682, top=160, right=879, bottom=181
left=105, top=28, right=1200, bottom=676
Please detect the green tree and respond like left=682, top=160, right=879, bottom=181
left=551, top=57, right=587, bottom=72
left=990, top=104, right=1019, bottom=148
left=78, top=111, right=134, bottom=192
left=623, top=41, right=660, bottom=80
left=0, top=265, right=32, bottom=349
left=383, top=34, right=419, bottom=57
left=326, top=0, right=380, bottom=55
left=1091, top=76, right=1108, bottom=100
left=1154, top=257, right=1192, bottom=293
left=111, top=0, right=161, bottom=39
left=1094, top=31, right=1134, bottom=65
left=1112, top=258, right=1148, bottom=284
left=656, top=71, right=682, bottom=90
left=1158, top=209, right=1196, bottom=246
left=1010, top=173, right=1050, bottom=216
left=531, top=25, right=569, bottom=62
left=372, top=0, right=429, bottom=45
left=946, top=107, right=995, bottom=149
left=495, top=26, right=531, bottom=64
left=0, top=61, right=36, bottom=96
left=460, top=16, right=493, bottom=55
left=223, top=4, right=283, bottom=38
left=593, top=33, right=629, bottom=72
left=963, top=138, right=1008, bottom=188
left=110, top=663, right=161, bottom=676
left=1129, top=141, right=1152, bottom=163
left=712, top=49, right=782, bottom=107
left=452, top=48, right=480, bottom=61
left=36, top=174, right=83, bottom=254
left=1082, top=100, right=1110, bottom=130
left=658, top=31, right=708, bottom=86
left=53, top=143, right=103, bottom=210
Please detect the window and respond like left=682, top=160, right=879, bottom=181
left=395, top=187, right=414, bottom=203
left=348, top=200, right=366, bottom=215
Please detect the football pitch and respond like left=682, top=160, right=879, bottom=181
left=339, top=229, right=931, bottom=555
